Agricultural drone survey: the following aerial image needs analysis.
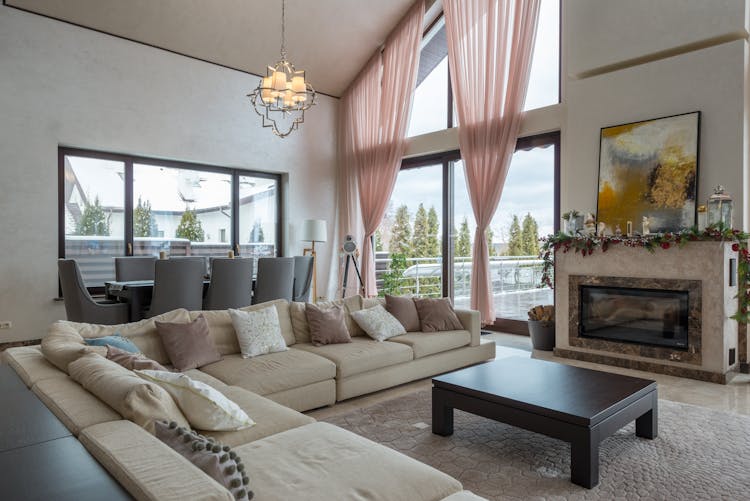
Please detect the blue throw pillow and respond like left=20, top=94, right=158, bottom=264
left=84, top=333, right=140, bottom=353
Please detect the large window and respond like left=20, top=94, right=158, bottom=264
left=59, top=148, right=282, bottom=289
left=408, top=0, right=560, bottom=136
left=378, top=132, right=559, bottom=331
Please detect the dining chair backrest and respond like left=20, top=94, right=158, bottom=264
left=115, top=256, right=157, bottom=282
left=203, top=258, right=254, bottom=310
left=148, top=257, right=206, bottom=317
left=253, top=257, right=295, bottom=304
left=58, top=259, right=129, bottom=324
left=292, top=255, right=314, bottom=302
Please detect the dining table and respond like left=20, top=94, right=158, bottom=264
left=104, top=279, right=211, bottom=322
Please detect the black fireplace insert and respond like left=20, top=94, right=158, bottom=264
left=579, top=285, right=689, bottom=350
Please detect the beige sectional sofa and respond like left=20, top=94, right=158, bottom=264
left=4, top=295, right=495, bottom=500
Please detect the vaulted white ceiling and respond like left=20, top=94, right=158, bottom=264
left=5, top=0, right=421, bottom=97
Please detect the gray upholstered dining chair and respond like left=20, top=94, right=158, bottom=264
left=203, top=258, right=254, bottom=310
left=253, top=257, right=295, bottom=304
left=58, top=259, right=129, bottom=325
left=114, top=256, right=157, bottom=281
left=147, top=257, right=206, bottom=317
left=292, top=255, right=314, bottom=302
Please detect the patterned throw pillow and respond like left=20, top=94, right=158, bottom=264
left=84, top=333, right=140, bottom=353
left=228, top=306, right=288, bottom=358
left=350, top=304, right=406, bottom=342
left=137, top=370, right=254, bottom=431
left=106, top=345, right=168, bottom=371
left=155, top=420, right=253, bottom=501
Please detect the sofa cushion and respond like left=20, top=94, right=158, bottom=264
left=385, top=294, right=421, bottom=332
left=305, top=303, right=352, bottom=346
left=156, top=314, right=223, bottom=371
left=106, top=345, right=167, bottom=371
left=198, top=386, right=315, bottom=447
left=137, top=370, right=254, bottom=431
left=413, top=297, right=463, bottom=332
left=233, top=422, right=462, bottom=501
left=80, top=420, right=235, bottom=501
left=154, top=420, right=252, bottom=501
left=3, top=346, right=66, bottom=387
left=68, top=352, right=189, bottom=433
left=290, top=296, right=364, bottom=343
left=190, top=299, right=296, bottom=352
left=199, top=349, right=336, bottom=396
left=387, top=330, right=471, bottom=358
left=351, top=304, right=406, bottom=342
left=32, top=376, right=122, bottom=435
left=294, top=337, right=413, bottom=378
left=230, top=306, right=288, bottom=358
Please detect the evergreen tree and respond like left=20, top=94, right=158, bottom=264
left=506, top=215, right=523, bottom=256
left=426, top=206, right=440, bottom=257
left=374, top=229, right=384, bottom=252
left=250, top=220, right=265, bottom=243
left=133, top=197, right=157, bottom=238
left=486, top=227, right=496, bottom=257
left=411, top=203, right=429, bottom=257
left=175, top=207, right=205, bottom=242
left=380, top=253, right=409, bottom=296
left=76, top=196, right=110, bottom=236
left=521, top=213, right=540, bottom=256
left=390, top=205, right=412, bottom=256
left=455, top=216, right=471, bottom=258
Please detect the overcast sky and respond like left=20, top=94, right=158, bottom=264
left=389, top=0, right=559, bottom=244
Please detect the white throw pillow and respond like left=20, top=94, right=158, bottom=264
left=136, top=370, right=254, bottom=431
left=350, top=304, right=406, bottom=342
left=229, top=306, right=288, bottom=358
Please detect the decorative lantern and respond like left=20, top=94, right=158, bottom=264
left=707, top=186, right=733, bottom=228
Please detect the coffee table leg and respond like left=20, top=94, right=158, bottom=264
left=636, top=391, right=658, bottom=439
left=570, top=432, right=599, bottom=489
left=432, top=388, right=454, bottom=436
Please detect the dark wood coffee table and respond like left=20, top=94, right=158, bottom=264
left=432, top=357, right=657, bottom=488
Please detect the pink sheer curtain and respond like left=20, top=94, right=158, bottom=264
left=338, top=0, right=424, bottom=296
left=444, top=0, right=540, bottom=323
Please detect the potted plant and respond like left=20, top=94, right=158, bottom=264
left=527, top=304, right=555, bottom=351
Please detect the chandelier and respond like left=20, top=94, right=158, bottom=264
left=248, top=0, right=316, bottom=138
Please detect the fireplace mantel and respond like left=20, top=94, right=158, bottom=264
left=554, top=241, right=738, bottom=383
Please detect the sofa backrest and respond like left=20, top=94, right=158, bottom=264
left=42, top=309, right=190, bottom=371
left=189, top=299, right=296, bottom=355
left=289, top=295, right=365, bottom=344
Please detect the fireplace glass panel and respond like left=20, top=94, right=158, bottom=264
left=580, top=286, right=689, bottom=349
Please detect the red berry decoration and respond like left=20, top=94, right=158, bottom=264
left=661, top=242, right=670, bottom=250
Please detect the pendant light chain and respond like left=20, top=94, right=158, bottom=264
left=280, top=0, right=287, bottom=61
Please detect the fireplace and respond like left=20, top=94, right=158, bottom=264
left=579, top=285, right=689, bottom=350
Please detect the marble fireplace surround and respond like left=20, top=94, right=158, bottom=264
left=554, top=242, right=738, bottom=383
left=568, top=275, right=702, bottom=365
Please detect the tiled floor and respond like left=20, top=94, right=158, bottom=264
left=308, top=332, right=750, bottom=420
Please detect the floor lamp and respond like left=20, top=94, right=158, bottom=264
left=301, top=219, right=327, bottom=302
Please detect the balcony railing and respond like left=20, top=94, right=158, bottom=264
left=375, top=254, right=552, bottom=306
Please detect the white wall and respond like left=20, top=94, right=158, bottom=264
left=0, top=7, right=338, bottom=341
left=563, top=0, right=748, bottom=228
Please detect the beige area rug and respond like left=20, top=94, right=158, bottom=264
left=324, top=390, right=750, bottom=500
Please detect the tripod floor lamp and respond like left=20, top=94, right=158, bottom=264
left=301, top=219, right=327, bottom=302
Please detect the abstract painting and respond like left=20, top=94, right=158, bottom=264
left=596, top=111, right=700, bottom=234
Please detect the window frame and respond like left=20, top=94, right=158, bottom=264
left=58, top=146, right=283, bottom=294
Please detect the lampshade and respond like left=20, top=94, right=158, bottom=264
left=300, top=219, right=327, bottom=243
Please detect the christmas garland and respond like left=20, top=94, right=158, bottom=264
left=539, top=224, right=750, bottom=323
